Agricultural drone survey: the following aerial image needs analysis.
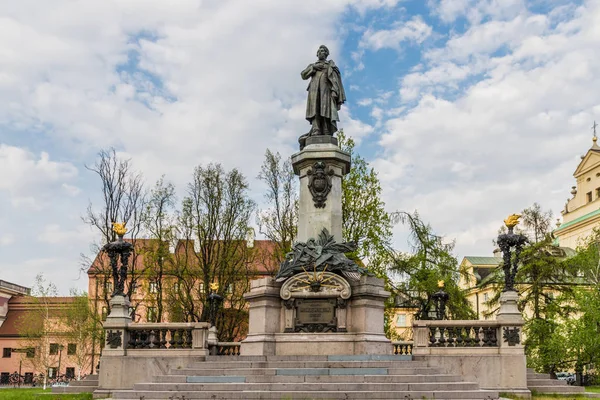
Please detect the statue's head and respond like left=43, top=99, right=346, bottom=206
left=316, top=45, right=329, bottom=60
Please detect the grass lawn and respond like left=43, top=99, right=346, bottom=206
left=587, top=386, right=600, bottom=393
left=0, top=388, right=93, bottom=400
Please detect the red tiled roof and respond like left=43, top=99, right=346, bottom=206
left=0, top=297, right=75, bottom=337
left=87, top=238, right=280, bottom=276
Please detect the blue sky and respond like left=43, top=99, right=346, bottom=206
left=0, top=0, right=598, bottom=294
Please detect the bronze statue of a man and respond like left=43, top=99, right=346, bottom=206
left=299, top=45, right=346, bottom=148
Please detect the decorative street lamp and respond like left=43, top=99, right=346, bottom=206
left=206, top=282, right=224, bottom=355
left=431, top=280, right=449, bottom=320
left=101, top=223, right=134, bottom=357
left=495, top=214, right=527, bottom=346
left=102, top=222, right=133, bottom=297
left=207, top=282, right=224, bottom=328
left=497, top=214, right=528, bottom=292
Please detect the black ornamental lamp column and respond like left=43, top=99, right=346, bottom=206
left=207, top=282, right=224, bottom=328
left=496, top=214, right=527, bottom=348
left=497, top=214, right=528, bottom=292
left=207, top=282, right=223, bottom=355
left=431, top=280, right=449, bottom=320
left=101, top=223, right=133, bottom=355
left=102, top=223, right=134, bottom=298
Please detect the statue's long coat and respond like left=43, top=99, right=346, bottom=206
left=301, top=60, right=346, bottom=132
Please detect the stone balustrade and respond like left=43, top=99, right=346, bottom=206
left=99, top=321, right=211, bottom=392
left=413, top=320, right=501, bottom=348
left=391, top=341, right=413, bottom=355
left=216, top=342, right=241, bottom=356
left=126, top=323, right=204, bottom=350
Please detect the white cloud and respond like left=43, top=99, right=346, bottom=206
left=360, top=16, right=432, bottom=51
left=0, top=145, right=78, bottom=209
left=37, top=224, right=95, bottom=245
left=0, top=234, right=15, bottom=246
left=377, top=0, right=600, bottom=256
left=432, top=0, right=526, bottom=24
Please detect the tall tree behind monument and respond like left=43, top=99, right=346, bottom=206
left=172, top=163, right=256, bottom=341
left=257, top=149, right=298, bottom=265
left=82, top=148, right=146, bottom=316
left=338, top=131, right=395, bottom=276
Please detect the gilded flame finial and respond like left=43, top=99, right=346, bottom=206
left=209, top=282, right=219, bottom=291
left=437, top=280, right=445, bottom=288
left=504, top=214, right=521, bottom=229
left=112, top=222, right=127, bottom=236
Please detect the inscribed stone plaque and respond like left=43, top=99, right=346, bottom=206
left=296, top=299, right=335, bottom=324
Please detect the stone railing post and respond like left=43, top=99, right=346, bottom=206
left=412, top=320, right=430, bottom=355
left=192, top=323, right=209, bottom=349
left=496, top=290, right=525, bottom=349
left=102, top=295, right=131, bottom=355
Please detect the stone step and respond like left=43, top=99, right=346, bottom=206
left=529, top=385, right=586, bottom=393
left=527, top=372, right=551, bottom=380
left=111, top=389, right=500, bottom=399
left=153, top=373, right=464, bottom=384
left=170, top=366, right=444, bottom=376
left=69, top=379, right=100, bottom=386
left=51, top=385, right=97, bottom=393
left=131, top=382, right=483, bottom=392
left=204, top=354, right=412, bottom=362
left=527, top=378, right=568, bottom=386
left=185, top=360, right=424, bottom=369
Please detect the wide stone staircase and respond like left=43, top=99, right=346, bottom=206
left=526, top=368, right=586, bottom=395
left=107, top=355, right=499, bottom=399
left=52, top=374, right=99, bottom=394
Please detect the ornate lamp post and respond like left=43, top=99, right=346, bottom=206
left=431, top=280, right=449, bottom=320
left=207, top=284, right=224, bottom=328
left=496, top=214, right=527, bottom=345
left=101, top=223, right=133, bottom=356
left=206, top=282, right=223, bottom=355
left=102, top=223, right=133, bottom=298
left=497, top=214, right=528, bottom=292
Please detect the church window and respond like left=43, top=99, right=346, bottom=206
left=587, top=192, right=593, bottom=203
left=596, top=188, right=600, bottom=199
left=149, top=281, right=158, bottom=293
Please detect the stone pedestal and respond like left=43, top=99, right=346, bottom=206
left=101, top=295, right=131, bottom=356
left=291, top=140, right=350, bottom=242
left=496, top=290, right=522, bottom=324
left=241, top=275, right=391, bottom=356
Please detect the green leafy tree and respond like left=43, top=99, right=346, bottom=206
left=338, top=131, right=395, bottom=276
left=555, top=230, right=600, bottom=384
left=63, top=290, right=103, bottom=379
left=385, top=211, right=476, bottom=332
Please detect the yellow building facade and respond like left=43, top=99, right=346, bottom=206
left=458, top=256, right=502, bottom=319
left=555, top=136, right=600, bottom=248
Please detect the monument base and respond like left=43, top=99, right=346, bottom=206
left=242, top=332, right=391, bottom=356
left=240, top=275, right=391, bottom=356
